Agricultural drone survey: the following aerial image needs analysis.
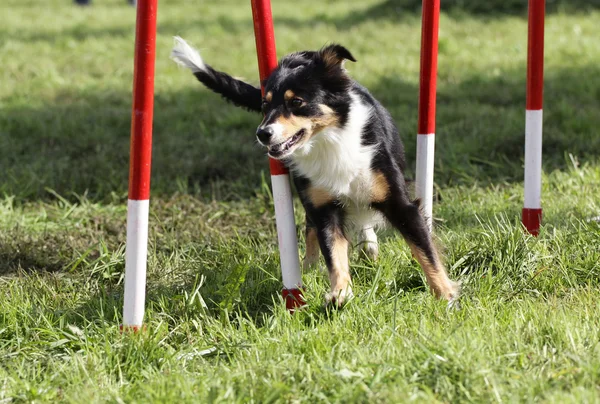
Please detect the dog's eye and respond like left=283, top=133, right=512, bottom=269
left=290, top=98, right=304, bottom=108
left=261, top=100, right=269, bottom=110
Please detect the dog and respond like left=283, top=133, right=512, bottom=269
left=171, top=37, right=459, bottom=306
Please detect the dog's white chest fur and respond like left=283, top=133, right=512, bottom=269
left=290, top=93, right=375, bottom=206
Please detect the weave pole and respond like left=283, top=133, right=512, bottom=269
left=250, top=0, right=304, bottom=311
left=416, top=0, right=440, bottom=231
left=122, top=0, right=158, bottom=330
left=522, top=0, right=545, bottom=236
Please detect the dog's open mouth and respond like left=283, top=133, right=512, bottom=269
left=267, top=129, right=306, bottom=159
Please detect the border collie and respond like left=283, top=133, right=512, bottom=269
left=171, top=37, right=459, bottom=306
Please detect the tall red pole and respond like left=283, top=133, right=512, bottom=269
left=523, top=0, right=545, bottom=236
left=250, top=0, right=304, bottom=311
left=123, top=0, right=158, bottom=330
left=416, top=0, right=440, bottom=231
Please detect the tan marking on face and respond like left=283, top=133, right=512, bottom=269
left=273, top=105, right=339, bottom=148
left=275, top=115, right=312, bottom=139
left=284, top=89, right=295, bottom=101
left=329, top=231, right=350, bottom=293
left=303, top=226, right=320, bottom=270
left=406, top=241, right=459, bottom=301
left=319, top=104, right=334, bottom=115
left=313, top=104, right=340, bottom=131
left=265, top=91, right=272, bottom=103
left=371, top=171, right=390, bottom=203
left=306, top=186, right=334, bottom=208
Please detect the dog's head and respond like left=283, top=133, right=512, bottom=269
left=256, top=44, right=357, bottom=159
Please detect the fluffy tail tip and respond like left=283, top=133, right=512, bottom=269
left=171, top=36, right=205, bottom=73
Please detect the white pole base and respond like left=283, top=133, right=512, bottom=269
left=415, top=133, right=435, bottom=231
left=524, top=109, right=543, bottom=209
left=270, top=174, right=302, bottom=290
left=123, top=199, right=150, bottom=328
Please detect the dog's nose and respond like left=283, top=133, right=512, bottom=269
left=256, top=126, right=274, bottom=144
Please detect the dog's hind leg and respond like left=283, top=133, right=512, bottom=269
left=349, top=208, right=380, bottom=262
left=372, top=182, right=458, bottom=301
left=358, top=226, right=378, bottom=261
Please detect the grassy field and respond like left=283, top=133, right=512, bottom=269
left=1, top=0, right=600, bottom=402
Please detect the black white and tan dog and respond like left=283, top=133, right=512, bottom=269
left=171, top=37, right=459, bottom=306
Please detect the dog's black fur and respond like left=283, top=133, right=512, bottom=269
left=172, top=38, right=458, bottom=305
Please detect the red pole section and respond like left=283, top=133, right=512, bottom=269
left=122, top=0, right=158, bottom=330
left=522, top=0, right=545, bottom=236
left=251, top=0, right=304, bottom=311
left=526, top=0, right=545, bottom=111
left=415, top=0, right=440, bottom=231
left=129, top=0, right=157, bottom=200
left=417, top=0, right=440, bottom=135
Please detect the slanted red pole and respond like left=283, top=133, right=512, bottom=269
left=122, top=0, right=158, bottom=330
left=250, top=0, right=304, bottom=310
left=523, top=0, right=545, bottom=236
left=416, top=0, right=440, bottom=231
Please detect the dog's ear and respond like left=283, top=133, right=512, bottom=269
left=318, top=44, right=357, bottom=68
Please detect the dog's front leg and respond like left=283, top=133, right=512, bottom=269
left=310, top=202, right=353, bottom=307
left=296, top=177, right=352, bottom=306
left=303, top=213, right=320, bottom=270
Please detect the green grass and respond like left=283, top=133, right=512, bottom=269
left=1, top=0, right=600, bottom=402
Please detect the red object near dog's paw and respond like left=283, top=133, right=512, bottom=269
left=282, top=288, right=306, bottom=312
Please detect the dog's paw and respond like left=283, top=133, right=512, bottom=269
left=443, top=281, right=461, bottom=310
left=447, top=296, right=461, bottom=311
left=358, top=241, right=379, bottom=262
left=325, top=286, right=354, bottom=308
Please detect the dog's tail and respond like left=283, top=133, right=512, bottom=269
left=171, top=36, right=262, bottom=113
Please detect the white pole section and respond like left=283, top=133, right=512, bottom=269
left=271, top=175, right=302, bottom=290
left=416, top=134, right=435, bottom=230
left=123, top=200, right=150, bottom=327
left=524, top=110, right=543, bottom=211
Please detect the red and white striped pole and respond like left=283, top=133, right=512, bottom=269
left=122, top=0, right=158, bottom=330
left=416, top=0, right=440, bottom=231
left=523, top=0, right=545, bottom=236
left=250, top=0, right=304, bottom=310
